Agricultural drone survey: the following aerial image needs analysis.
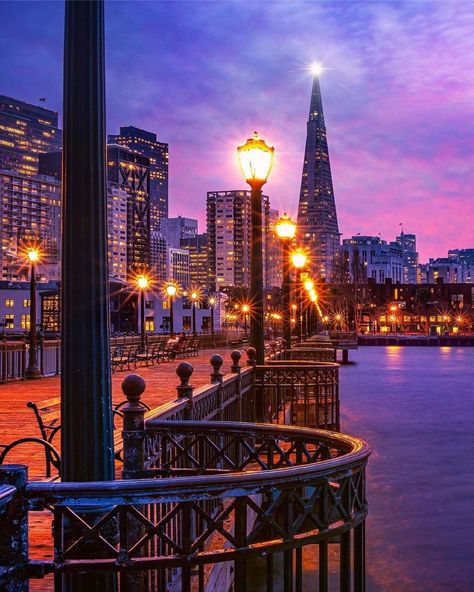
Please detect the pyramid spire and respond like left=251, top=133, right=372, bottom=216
left=297, top=71, right=340, bottom=281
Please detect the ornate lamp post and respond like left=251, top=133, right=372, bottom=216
left=275, top=213, right=297, bottom=349
left=237, top=132, right=274, bottom=364
left=136, top=274, right=150, bottom=353
left=25, top=247, right=41, bottom=379
left=165, top=283, right=177, bottom=334
left=291, top=249, right=308, bottom=342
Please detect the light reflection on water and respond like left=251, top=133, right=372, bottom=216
left=311, top=346, right=474, bottom=592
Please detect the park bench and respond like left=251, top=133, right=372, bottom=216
left=111, top=345, right=138, bottom=373
left=0, top=394, right=150, bottom=479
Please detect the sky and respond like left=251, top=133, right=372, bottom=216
left=1, top=0, right=473, bottom=261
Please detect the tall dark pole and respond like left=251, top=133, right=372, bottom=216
left=25, top=258, right=41, bottom=379
left=169, top=295, right=174, bottom=333
left=61, top=0, right=114, bottom=482
left=140, top=289, right=146, bottom=352
left=250, top=184, right=265, bottom=364
left=192, top=301, right=197, bottom=338
left=281, top=239, right=291, bottom=349
left=210, top=304, right=215, bottom=346
left=299, top=280, right=304, bottom=342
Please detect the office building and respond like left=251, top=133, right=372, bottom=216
left=108, top=126, right=168, bottom=232
left=266, top=208, right=282, bottom=288
left=166, top=247, right=190, bottom=287
left=341, top=236, right=403, bottom=284
left=107, top=144, right=151, bottom=276
left=0, top=95, right=62, bottom=176
left=180, top=233, right=209, bottom=289
left=0, top=170, right=61, bottom=281
left=297, top=72, right=340, bottom=281
left=207, top=190, right=270, bottom=290
left=161, top=216, right=198, bottom=248
left=107, top=185, right=128, bottom=281
left=396, top=231, right=419, bottom=284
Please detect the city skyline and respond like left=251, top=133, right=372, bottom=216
left=1, top=1, right=474, bottom=260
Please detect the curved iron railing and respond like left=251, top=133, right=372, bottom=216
left=23, top=421, right=369, bottom=591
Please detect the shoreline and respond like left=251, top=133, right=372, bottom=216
left=358, top=335, right=474, bottom=347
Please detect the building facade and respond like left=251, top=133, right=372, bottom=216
left=297, top=74, right=340, bottom=281
left=207, top=190, right=270, bottom=290
left=0, top=96, right=62, bottom=176
left=166, top=247, right=190, bottom=287
left=160, top=216, right=198, bottom=248
left=266, top=208, right=282, bottom=289
left=0, top=170, right=61, bottom=281
left=180, top=233, right=209, bottom=289
left=109, top=126, right=168, bottom=232
left=107, top=184, right=128, bottom=281
left=341, top=236, right=403, bottom=284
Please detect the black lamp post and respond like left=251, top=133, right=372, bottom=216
left=291, top=249, right=308, bottom=344
left=136, top=275, right=149, bottom=353
left=237, top=132, right=274, bottom=365
left=209, top=296, right=216, bottom=347
left=242, top=304, right=250, bottom=338
left=190, top=291, right=199, bottom=338
left=275, top=213, right=297, bottom=349
left=25, top=248, right=41, bottom=379
left=166, top=283, right=177, bottom=333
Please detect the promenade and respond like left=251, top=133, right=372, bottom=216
left=0, top=347, right=243, bottom=479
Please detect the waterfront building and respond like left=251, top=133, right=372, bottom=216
left=297, top=72, right=340, bottom=281
left=341, top=235, right=403, bottom=284
left=109, top=126, right=168, bottom=232
left=107, top=184, right=128, bottom=282
left=180, top=233, right=209, bottom=289
left=207, top=189, right=270, bottom=290
left=149, top=230, right=168, bottom=283
left=396, top=231, right=419, bottom=283
left=0, top=95, right=62, bottom=176
left=0, top=170, right=61, bottom=281
left=160, top=216, right=198, bottom=248
left=424, top=258, right=474, bottom=284
left=448, top=248, right=474, bottom=267
left=107, top=144, right=151, bottom=276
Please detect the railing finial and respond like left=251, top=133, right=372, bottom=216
left=176, top=362, right=194, bottom=401
left=121, top=374, right=146, bottom=406
left=231, top=350, right=241, bottom=374
left=210, top=354, right=224, bottom=383
left=246, top=347, right=257, bottom=367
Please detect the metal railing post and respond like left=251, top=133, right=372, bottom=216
left=230, top=350, right=242, bottom=421
left=210, top=354, right=224, bottom=419
left=0, top=465, right=28, bottom=590
left=121, top=374, right=147, bottom=479
left=176, top=362, right=194, bottom=420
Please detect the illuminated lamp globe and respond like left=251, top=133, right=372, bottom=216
left=275, top=213, right=297, bottom=240
left=27, top=248, right=39, bottom=262
left=242, top=304, right=250, bottom=314
left=166, top=284, right=177, bottom=297
left=304, top=279, right=314, bottom=292
left=209, top=297, right=216, bottom=306
left=291, top=250, right=307, bottom=269
left=237, top=132, right=274, bottom=187
left=136, top=275, right=149, bottom=290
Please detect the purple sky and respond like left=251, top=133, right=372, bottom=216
left=1, top=1, right=474, bottom=260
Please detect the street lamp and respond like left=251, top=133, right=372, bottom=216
left=242, top=303, right=250, bottom=338
left=291, top=249, right=308, bottom=341
left=275, top=213, right=297, bottom=349
left=25, top=247, right=41, bottom=379
left=136, top=274, right=150, bottom=353
left=190, top=290, right=200, bottom=338
left=209, top=296, right=216, bottom=345
left=165, top=283, right=177, bottom=334
left=237, top=131, right=274, bottom=364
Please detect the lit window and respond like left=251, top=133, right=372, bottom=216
left=21, top=314, right=31, bottom=330
left=5, top=299, right=14, bottom=307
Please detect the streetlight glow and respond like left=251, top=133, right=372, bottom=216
left=304, top=279, right=314, bottom=292
left=165, top=283, right=177, bottom=297
left=242, top=304, right=250, bottom=313
left=275, top=213, right=297, bottom=240
left=136, top=275, right=149, bottom=290
left=237, top=131, right=274, bottom=186
left=27, top=248, right=39, bottom=262
left=291, top=250, right=307, bottom=269
left=209, top=297, right=216, bottom=306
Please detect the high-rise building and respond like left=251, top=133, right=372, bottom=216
left=107, top=144, right=150, bottom=276
left=0, top=170, right=61, bottom=280
left=0, top=96, right=62, bottom=176
left=207, top=190, right=270, bottom=290
left=266, top=208, right=282, bottom=289
left=297, top=73, right=340, bottom=281
left=107, top=185, right=128, bottom=281
left=108, top=126, right=168, bottom=232
left=161, top=216, right=198, bottom=248
left=396, top=232, right=419, bottom=284
left=167, top=247, right=190, bottom=287
left=180, top=233, right=208, bottom=289
left=150, top=231, right=168, bottom=283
